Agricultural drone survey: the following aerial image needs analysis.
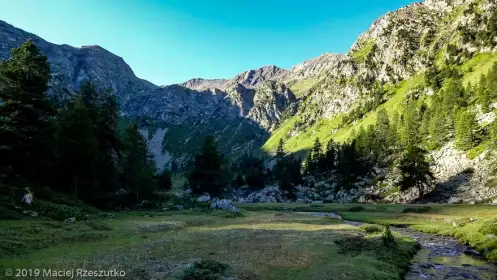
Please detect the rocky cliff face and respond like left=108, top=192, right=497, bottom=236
left=0, top=20, right=297, bottom=170
left=0, top=21, right=157, bottom=104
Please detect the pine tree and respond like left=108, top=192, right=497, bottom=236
left=95, top=91, right=121, bottom=194
left=121, top=123, right=157, bottom=201
left=419, top=109, right=431, bottom=144
left=0, top=41, right=57, bottom=187
left=454, top=109, right=477, bottom=151
left=400, top=101, right=421, bottom=147
left=57, top=96, right=99, bottom=199
left=398, top=145, right=434, bottom=200
left=157, top=169, right=172, bottom=191
left=375, top=108, right=390, bottom=156
left=387, top=110, right=400, bottom=151
left=324, top=138, right=337, bottom=171
left=428, top=110, right=446, bottom=150
left=188, top=136, right=223, bottom=196
left=276, top=139, right=285, bottom=158
left=306, top=138, right=323, bottom=174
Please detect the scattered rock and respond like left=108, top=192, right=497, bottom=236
left=463, top=248, right=481, bottom=258
left=211, top=199, right=240, bottom=214
left=23, top=210, right=38, bottom=217
left=197, top=194, right=211, bottom=203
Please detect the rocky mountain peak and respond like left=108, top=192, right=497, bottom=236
left=231, top=65, right=288, bottom=88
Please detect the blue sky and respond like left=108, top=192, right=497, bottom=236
left=0, top=0, right=414, bottom=85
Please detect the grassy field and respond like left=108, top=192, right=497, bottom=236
left=0, top=209, right=419, bottom=280
left=238, top=203, right=497, bottom=262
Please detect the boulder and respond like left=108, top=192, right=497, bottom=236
left=23, top=210, right=38, bottom=217
left=64, top=217, right=76, bottom=224
left=211, top=199, right=240, bottom=214
left=197, top=194, right=211, bottom=202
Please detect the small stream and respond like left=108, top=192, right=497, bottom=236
left=297, top=212, right=497, bottom=280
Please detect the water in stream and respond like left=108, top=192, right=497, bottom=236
left=297, top=212, right=497, bottom=280
left=394, top=227, right=497, bottom=280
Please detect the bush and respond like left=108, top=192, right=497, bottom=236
left=85, top=220, right=112, bottom=231
left=0, top=206, right=22, bottom=220
left=382, top=226, right=397, bottom=248
left=180, top=260, right=229, bottom=280
left=401, top=206, right=431, bottom=213
left=360, top=224, right=383, bottom=233
left=32, top=201, right=88, bottom=221
left=480, top=218, right=497, bottom=235
left=348, top=206, right=365, bottom=212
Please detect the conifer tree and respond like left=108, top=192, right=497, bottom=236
left=400, top=101, right=421, bottom=148
left=387, top=110, right=400, bottom=150
left=0, top=41, right=57, bottom=186
left=157, top=169, right=172, bottom=191
left=398, top=145, right=434, bottom=200
left=375, top=108, right=390, bottom=156
left=324, top=138, right=337, bottom=171
left=58, top=96, right=99, bottom=199
left=188, top=136, right=223, bottom=196
left=419, top=109, right=431, bottom=144
left=121, top=123, right=157, bottom=201
left=276, top=139, right=285, bottom=158
left=454, top=109, right=477, bottom=151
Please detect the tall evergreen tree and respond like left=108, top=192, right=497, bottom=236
left=188, top=136, right=223, bottom=196
left=398, top=145, right=434, bottom=200
left=324, top=138, right=337, bottom=171
left=57, top=96, right=99, bottom=199
left=387, top=110, right=400, bottom=150
left=0, top=41, right=57, bottom=187
left=419, top=109, right=431, bottom=144
left=375, top=108, right=390, bottom=156
left=276, top=139, right=285, bottom=158
left=400, top=101, right=421, bottom=147
left=121, top=123, right=157, bottom=201
left=454, top=109, right=477, bottom=151
left=157, top=169, right=172, bottom=191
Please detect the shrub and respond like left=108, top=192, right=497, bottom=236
left=85, top=220, right=112, bottom=231
left=382, top=226, right=397, bottom=248
left=401, top=206, right=431, bottom=213
left=348, top=206, right=365, bottom=212
left=180, top=260, right=229, bottom=280
left=360, top=224, right=383, bottom=233
left=32, top=201, right=88, bottom=221
left=480, top=218, right=497, bottom=235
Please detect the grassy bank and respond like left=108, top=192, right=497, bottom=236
left=238, top=203, right=497, bottom=262
left=1, top=209, right=418, bottom=280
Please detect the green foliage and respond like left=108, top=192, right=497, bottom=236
left=31, top=200, right=89, bottom=221
left=180, top=260, right=229, bottom=280
left=157, top=169, right=172, bottom=191
left=0, top=40, right=57, bottom=189
left=480, top=218, right=497, bottom=235
left=381, top=226, right=397, bottom=248
left=401, top=207, right=432, bottom=213
left=348, top=206, right=365, bottom=212
left=188, top=136, right=224, bottom=196
left=454, top=109, right=477, bottom=151
left=121, top=123, right=158, bottom=201
left=398, top=146, right=434, bottom=199
left=360, top=224, right=384, bottom=233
